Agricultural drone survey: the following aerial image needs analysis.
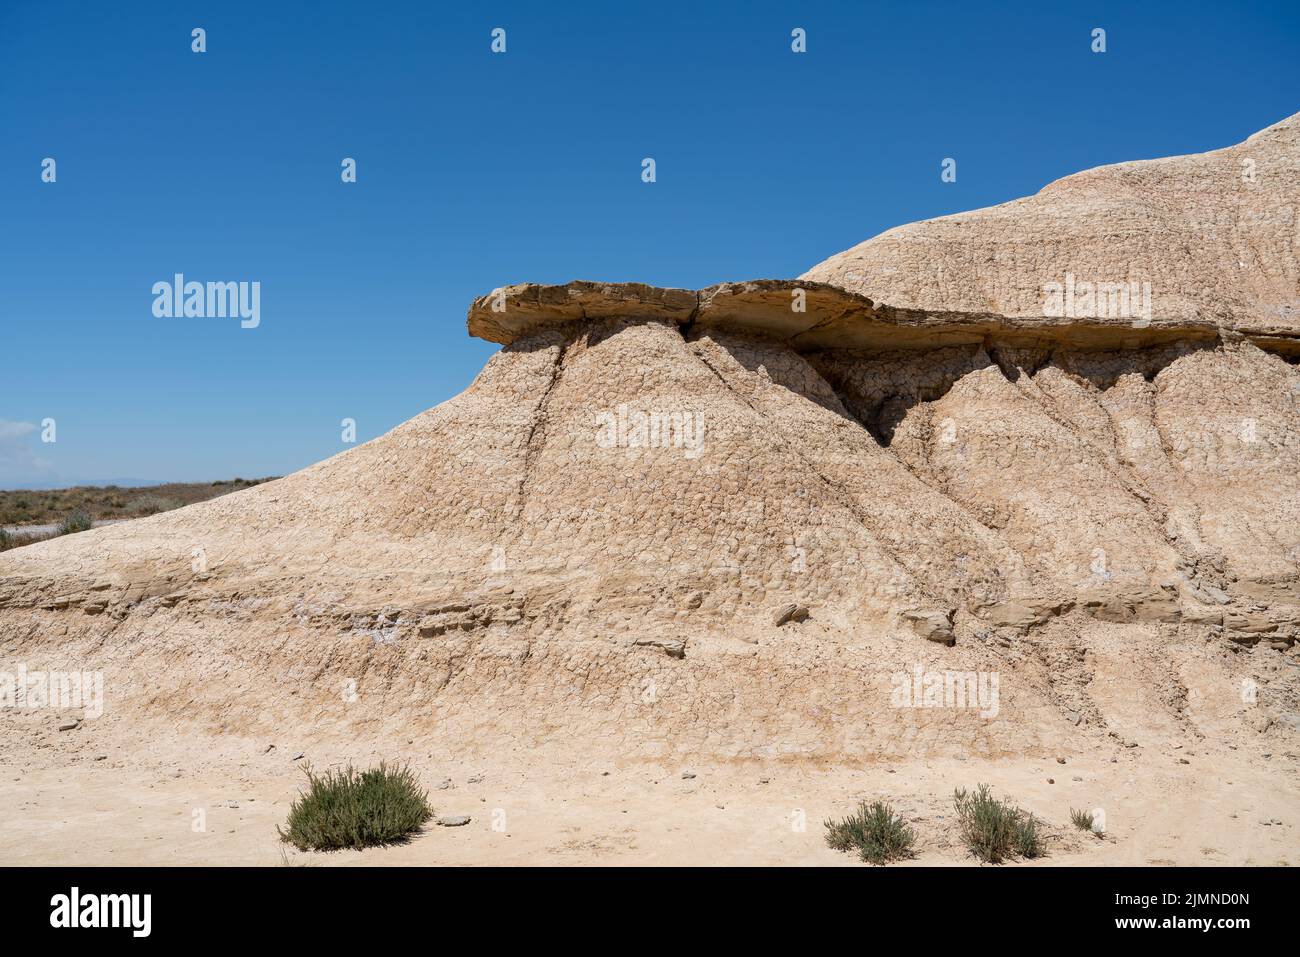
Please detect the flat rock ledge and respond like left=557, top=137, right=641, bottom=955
left=467, top=280, right=1300, bottom=355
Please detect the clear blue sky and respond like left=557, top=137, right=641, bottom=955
left=2, top=0, right=1297, bottom=487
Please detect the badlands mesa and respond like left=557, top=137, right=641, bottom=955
left=2, top=113, right=1298, bottom=865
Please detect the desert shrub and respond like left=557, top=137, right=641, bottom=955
left=279, top=763, right=432, bottom=851
left=953, top=784, right=1044, bottom=863
left=126, top=495, right=180, bottom=516
left=0, top=528, right=54, bottom=551
left=824, top=800, right=916, bottom=865
left=57, top=509, right=94, bottom=536
left=1013, top=809, right=1043, bottom=857
left=1070, top=807, right=1095, bottom=831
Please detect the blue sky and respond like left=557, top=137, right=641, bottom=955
left=2, top=0, right=1297, bottom=487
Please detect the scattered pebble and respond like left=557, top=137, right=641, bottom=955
left=772, top=603, right=810, bottom=627
left=438, top=815, right=471, bottom=827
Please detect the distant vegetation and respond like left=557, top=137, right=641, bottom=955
left=0, top=478, right=275, bottom=526
left=0, top=478, right=277, bottom=552
left=56, top=509, right=94, bottom=536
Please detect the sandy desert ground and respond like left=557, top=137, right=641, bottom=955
left=2, top=707, right=1294, bottom=867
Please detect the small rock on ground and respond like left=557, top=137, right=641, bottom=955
left=772, top=603, right=810, bottom=627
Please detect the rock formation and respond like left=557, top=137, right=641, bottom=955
left=803, top=112, right=1299, bottom=339
left=2, top=114, right=1297, bottom=762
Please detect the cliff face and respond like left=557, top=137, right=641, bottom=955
left=2, top=121, right=1297, bottom=762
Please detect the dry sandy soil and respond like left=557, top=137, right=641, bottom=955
left=1, top=697, right=1294, bottom=867
left=2, top=642, right=1289, bottom=868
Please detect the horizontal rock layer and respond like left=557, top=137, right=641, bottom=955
left=468, top=279, right=1300, bottom=355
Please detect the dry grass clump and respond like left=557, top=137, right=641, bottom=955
left=1070, top=807, right=1096, bottom=832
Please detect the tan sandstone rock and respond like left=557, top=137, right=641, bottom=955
left=2, top=113, right=1298, bottom=765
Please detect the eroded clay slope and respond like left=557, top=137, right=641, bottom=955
left=802, top=112, right=1300, bottom=342
left=2, top=293, right=1296, bottom=758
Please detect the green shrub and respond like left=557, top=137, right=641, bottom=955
left=278, top=763, right=433, bottom=851
left=1070, top=807, right=1095, bottom=831
left=57, top=509, right=94, bottom=536
left=953, top=784, right=1044, bottom=863
left=1013, top=809, right=1043, bottom=858
left=824, top=800, right=916, bottom=865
